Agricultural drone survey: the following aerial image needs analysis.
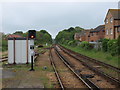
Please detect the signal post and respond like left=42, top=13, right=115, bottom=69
left=28, top=30, right=36, bottom=71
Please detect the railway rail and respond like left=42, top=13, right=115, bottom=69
left=59, top=45, right=120, bottom=72
left=0, top=57, right=8, bottom=62
left=50, top=47, right=100, bottom=89
left=57, top=45, right=120, bottom=87
left=49, top=48, right=64, bottom=89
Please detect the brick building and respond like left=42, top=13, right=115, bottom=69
left=104, top=9, right=120, bottom=39
left=86, top=25, right=105, bottom=42
left=74, top=25, right=105, bottom=42
left=74, top=30, right=87, bottom=41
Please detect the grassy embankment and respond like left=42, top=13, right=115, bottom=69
left=62, top=44, right=119, bottom=68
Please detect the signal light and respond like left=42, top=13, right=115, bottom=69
left=28, top=30, right=36, bottom=39
left=31, top=35, right=34, bottom=38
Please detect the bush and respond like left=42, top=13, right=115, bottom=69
left=107, top=40, right=118, bottom=56
left=2, top=39, right=8, bottom=52
left=79, top=41, right=93, bottom=50
left=117, top=35, right=120, bottom=55
left=102, top=39, right=109, bottom=52
left=68, top=40, right=78, bottom=46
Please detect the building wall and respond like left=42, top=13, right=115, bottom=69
left=105, top=12, right=114, bottom=39
left=85, top=31, right=90, bottom=42
left=79, top=35, right=86, bottom=41
left=114, top=20, right=120, bottom=39
left=8, top=39, right=34, bottom=64
left=85, top=30, right=105, bottom=42
left=115, top=27, right=120, bottom=39
left=74, top=33, right=80, bottom=40
left=99, top=30, right=105, bottom=39
left=74, top=27, right=105, bottom=42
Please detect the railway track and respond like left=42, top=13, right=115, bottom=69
left=59, top=45, right=120, bottom=79
left=0, top=57, right=8, bottom=62
left=57, top=45, right=120, bottom=88
left=50, top=47, right=100, bottom=89
left=59, top=45, right=120, bottom=72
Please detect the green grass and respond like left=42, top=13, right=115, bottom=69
left=62, top=44, right=119, bottom=68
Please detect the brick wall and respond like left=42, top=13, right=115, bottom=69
left=105, top=11, right=114, bottom=39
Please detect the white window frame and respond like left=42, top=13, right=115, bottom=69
left=106, top=29, right=108, bottom=35
left=110, top=28, right=113, bottom=34
left=106, top=19, right=108, bottom=24
left=110, top=17, right=113, bottom=23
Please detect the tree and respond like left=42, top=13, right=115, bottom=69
left=35, top=30, right=52, bottom=45
left=102, top=39, right=109, bottom=52
left=55, top=26, right=84, bottom=44
left=13, top=31, right=23, bottom=36
left=117, top=35, right=120, bottom=55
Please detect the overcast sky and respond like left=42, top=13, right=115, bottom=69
left=0, top=2, right=118, bottom=38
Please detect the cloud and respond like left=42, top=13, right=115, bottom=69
left=2, top=2, right=118, bottom=38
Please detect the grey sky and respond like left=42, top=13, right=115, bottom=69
left=1, top=2, right=118, bottom=38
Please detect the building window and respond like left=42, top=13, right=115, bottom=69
left=102, top=30, right=105, bottom=32
left=106, top=29, right=108, bottom=35
left=91, top=33, right=94, bottom=36
left=96, top=32, right=98, bottom=35
left=110, top=17, right=113, bottom=23
left=110, top=28, right=113, bottom=34
left=118, top=27, right=120, bottom=32
left=106, top=19, right=108, bottom=24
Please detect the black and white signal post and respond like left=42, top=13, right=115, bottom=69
left=28, top=30, right=36, bottom=71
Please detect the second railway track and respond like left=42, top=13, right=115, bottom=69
left=55, top=45, right=119, bottom=88
left=50, top=47, right=100, bottom=89
left=58, top=45, right=120, bottom=85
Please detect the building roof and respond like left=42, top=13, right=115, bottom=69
left=109, top=9, right=120, bottom=19
left=105, top=9, right=120, bottom=21
left=7, top=34, right=22, bottom=38
left=90, top=25, right=105, bottom=33
left=8, top=37, right=30, bottom=40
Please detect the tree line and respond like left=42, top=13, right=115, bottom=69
left=1, top=30, right=52, bottom=51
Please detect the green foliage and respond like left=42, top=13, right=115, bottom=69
left=62, top=44, right=119, bottom=67
left=102, top=38, right=109, bottom=52
left=1, top=30, right=52, bottom=52
left=2, top=40, right=8, bottom=51
left=117, top=35, right=120, bottom=55
left=107, top=40, right=118, bottom=56
left=101, top=38, right=120, bottom=56
left=79, top=41, right=93, bottom=50
left=35, top=30, right=52, bottom=45
left=13, top=31, right=23, bottom=36
left=13, top=30, right=52, bottom=45
left=55, top=26, right=84, bottom=44
left=68, top=40, right=78, bottom=46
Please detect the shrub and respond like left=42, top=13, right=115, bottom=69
left=2, top=39, right=8, bottom=52
left=79, top=41, right=93, bottom=50
left=107, top=40, right=117, bottom=56
left=102, top=39, right=109, bottom=52
left=117, top=35, right=120, bottom=55
left=68, top=40, right=77, bottom=46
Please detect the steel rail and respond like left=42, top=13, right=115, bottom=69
left=49, top=48, right=65, bottom=89
left=55, top=47, right=100, bottom=90
left=0, top=57, right=8, bottom=62
left=58, top=45, right=120, bottom=86
left=59, top=45, right=120, bottom=72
